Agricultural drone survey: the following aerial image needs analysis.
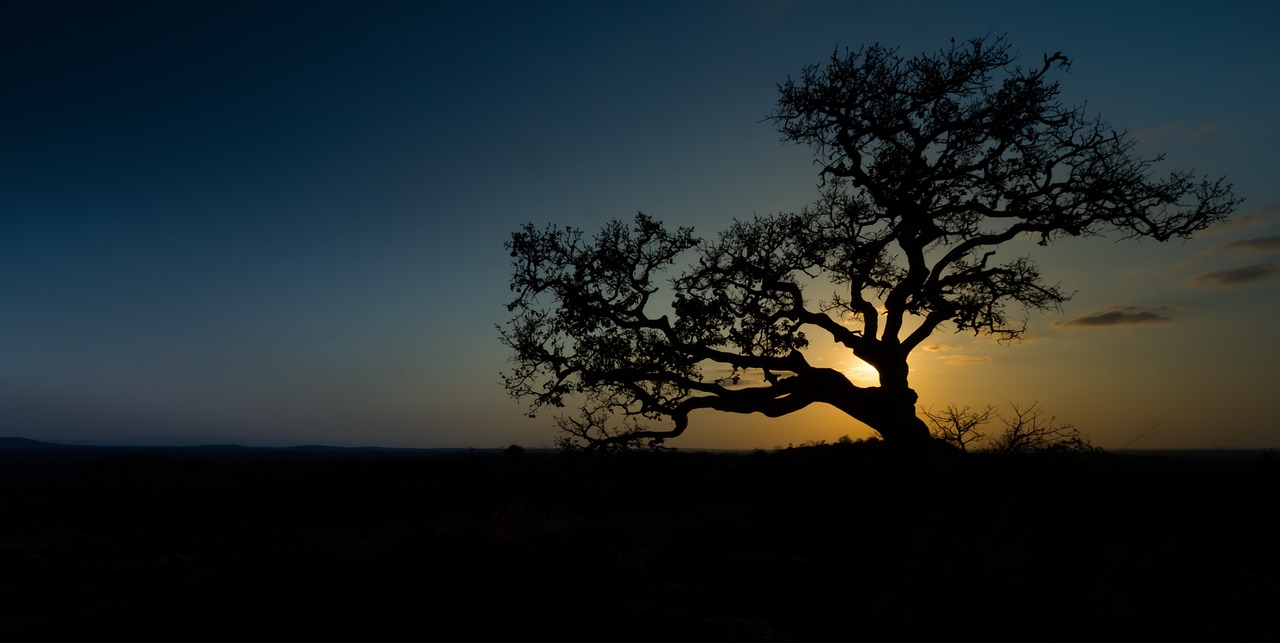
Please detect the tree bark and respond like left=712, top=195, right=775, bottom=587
left=834, top=384, right=934, bottom=457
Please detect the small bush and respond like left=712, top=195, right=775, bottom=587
left=925, top=401, right=1101, bottom=455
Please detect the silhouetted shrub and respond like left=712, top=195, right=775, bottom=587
left=923, top=403, right=996, bottom=452
left=987, top=402, right=1101, bottom=455
left=926, top=402, right=1102, bottom=454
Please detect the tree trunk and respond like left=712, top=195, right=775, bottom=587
left=836, top=384, right=934, bottom=458
left=854, top=352, right=934, bottom=457
left=869, top=400, right=934, bottom=455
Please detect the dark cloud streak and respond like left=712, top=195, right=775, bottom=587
left=1054, top=306, right=1175, bottom=328
left=1202, top=210, right=1274, bottom=237
left=1189, top=263, right=1278, bottom=287
left=1207, top=236, right=1280, bottom=255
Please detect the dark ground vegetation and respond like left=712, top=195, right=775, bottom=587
left=1, top=441, right=1277, bottom=641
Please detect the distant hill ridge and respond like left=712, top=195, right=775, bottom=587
left=0, top=437, right=496, bottom=455
left=0, top=437, right=76, bottom=449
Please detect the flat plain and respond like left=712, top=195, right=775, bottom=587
left=1, top=441, right=1276, bottom=641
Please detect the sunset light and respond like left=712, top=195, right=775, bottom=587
left=842, top=358, right=880, bottom=385
left=4, top=5, right=1276, bottom=639
left=2, top=2, right=1277, bottom=452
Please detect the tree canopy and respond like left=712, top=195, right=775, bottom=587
left=500, top=36, right=1239, bottom=453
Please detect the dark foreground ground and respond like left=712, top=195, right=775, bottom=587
left=1, top=442, right=1277, bottom=641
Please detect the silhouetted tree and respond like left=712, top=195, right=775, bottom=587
left=924, top=403, right=996, bottom=452
left=925, top=401, right=1099, bottom=454
left=985, top=402, right=1101, bottom=455
left=501, top=36, right=1239, bottom=455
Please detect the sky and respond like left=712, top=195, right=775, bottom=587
left=3, top=1, right=1278, bottom=450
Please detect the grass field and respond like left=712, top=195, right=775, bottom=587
left=1, top=441, right=1276, bottom=641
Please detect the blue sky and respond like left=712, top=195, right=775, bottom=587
left=3, top=1, right=1277, bottom=448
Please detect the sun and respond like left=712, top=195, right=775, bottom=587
left=842, top=358, right=879, bottom=385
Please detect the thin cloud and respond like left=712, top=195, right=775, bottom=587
left=1131, top=124, right=1177, bottom=145
left=937, top=354, right=991, bottom=365
left=1133, top=120, right=1223, bottom=145
left=1189, top=263, right=1278, bottom=287
left=922, top=344, right=952, bottom=352
left=1204, top=236, right=1280, bottom=256
left=1201, top=208, right=1274, bottom=237
left=1189, top=120, right=1224, bottom=142
left=1053, top=305, right=1175, bottom=329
